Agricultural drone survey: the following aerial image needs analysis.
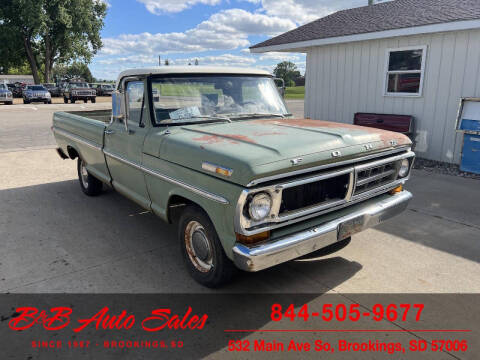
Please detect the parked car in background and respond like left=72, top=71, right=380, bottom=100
left=63, top=82, right=96, bottom=103
left=12, top=83, right=25, bottom=98
left=0, top=84, right=13, bottom=105
left=92, top=83, right=114, bottom=96
left=22, top=85, right=51, bottom=104
left=43, top=83, right=61, bottom=97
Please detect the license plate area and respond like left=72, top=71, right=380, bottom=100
left=337, top=216, right=365, bottom=240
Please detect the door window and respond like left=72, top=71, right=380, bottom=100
left=126, top=81, right=145, bottom=125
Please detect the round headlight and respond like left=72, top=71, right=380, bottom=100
left=398, top=159, right=410, bottom=178
left=248, top=192, right=272, bottom=221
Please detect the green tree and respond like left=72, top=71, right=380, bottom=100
left=0, top=0, right=106, bottom=84
left=53, top=62, right=94, bottom=83
left=273, top=61, right=301, bottom=86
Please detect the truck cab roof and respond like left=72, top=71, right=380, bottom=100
left=116, top=66, right=271, bottom=85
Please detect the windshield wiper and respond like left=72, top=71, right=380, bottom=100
left=228, top=113, right=291, bottom=119
left=174, top=115, right=232, bottom=123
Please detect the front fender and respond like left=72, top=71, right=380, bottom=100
left=142, top=153, right=244, bottom=258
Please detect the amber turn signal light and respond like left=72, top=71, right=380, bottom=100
left=389, top=185, right=403, bottom=195
left=236, top=231, right=270, bottom=245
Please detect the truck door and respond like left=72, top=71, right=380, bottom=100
left=104, top=78, right=151, bottom=209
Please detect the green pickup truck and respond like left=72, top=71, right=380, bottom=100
left=52, top=67, right=415, bottom=287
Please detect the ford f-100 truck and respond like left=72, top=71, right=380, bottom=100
left=52, top=67, right=415, bottom=287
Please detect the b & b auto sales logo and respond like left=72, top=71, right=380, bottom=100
left=8, top=306, right=207, bottom=349
left=9, top=306, right=207, bottom=332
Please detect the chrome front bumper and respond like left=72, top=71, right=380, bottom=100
left=232, top=191, right=412, bottom=272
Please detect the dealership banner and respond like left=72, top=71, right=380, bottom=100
left=1, top=294, right=478, bottom=359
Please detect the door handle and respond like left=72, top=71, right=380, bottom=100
left=105, top=129, right=115, bottom=135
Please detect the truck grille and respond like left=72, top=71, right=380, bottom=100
left=279, top=174, right=350, bottom=214
left=353, top=161, right=397, bottom=195
left=76, top=91, right=93, bottom=96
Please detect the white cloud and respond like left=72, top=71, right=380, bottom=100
left=100, top=9, right=295, bottom=56
left=137, top=0, right=221, bottom=14
left=96, top=54, right=158, bottom=65
left=257, top=52, right=300, bottom=62
left=256, top=0, right=366, bottom=25
left=172, top=54, right=256, bottom=66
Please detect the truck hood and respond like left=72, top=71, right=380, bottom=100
left=149, top=118, right=411, bottom=187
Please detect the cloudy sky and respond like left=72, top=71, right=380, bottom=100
left=91, top=0, right=375, bottom=80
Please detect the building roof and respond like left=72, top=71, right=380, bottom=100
left=251, top=0, right=480, bottom=52
left=117, top=66, right=270, bottom=82
left=0, top=74, right=34, bottom=79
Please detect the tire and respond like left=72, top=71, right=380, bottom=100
left=178, top=206, right=236, bottom=287
left=91, top=97, right=96, bottom=103
left=48, top=100, right=52, bottom=104
left=297, top=237, right=352, bottom=260
left=77, top=158, right=103, bottom=196
left=23, top=99, right=29, bottom=104
left=7, top=101, right=13, bottom=105
left=71, top=97, right=75, bottom=104
left=44, top=101, right=48, bottom=104
left=63, top=97, right=68, bottom=104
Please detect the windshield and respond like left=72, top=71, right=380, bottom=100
left=151, top=76, right=288, bottom=124
left=70, top=83, right=89, bottom=88
left=28, top=85, right=46, bottom=91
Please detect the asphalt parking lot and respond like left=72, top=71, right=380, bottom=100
left=0, top=100, right=479, bottom=294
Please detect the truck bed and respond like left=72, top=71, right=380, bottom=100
left=52, top=109, right=111, bottom=184
left=65, top=109, right=112, bottom=123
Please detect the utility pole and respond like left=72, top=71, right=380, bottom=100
left=158, top=55, right=161, bottom=66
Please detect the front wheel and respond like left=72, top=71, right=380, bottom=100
left=91, top=97, right=96, bottom=103
left=179, top=206, right=236, bottom=287
left=77, top=158, right=103, bottom=196
left=63, top=97, right=68, bottom=103
left=70, top=97, right=75, bottom=104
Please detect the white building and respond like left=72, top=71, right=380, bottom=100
left=0, top=74, right=34, bottom=85
left=251, top=0, right=480, bottom=164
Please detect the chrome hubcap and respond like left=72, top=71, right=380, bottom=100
left=185, top=221, right=213, bottom=272
left=80, top=160, right=89, bottom=188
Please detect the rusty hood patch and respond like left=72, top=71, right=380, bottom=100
left=154, top=118, right=411, bottom=186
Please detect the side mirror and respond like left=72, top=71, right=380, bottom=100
left=112, top=90, right=124, bottom=120
left=112, top=90, right=129, bottom=133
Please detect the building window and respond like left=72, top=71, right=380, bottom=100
left=384, top=46, right=426, bottom=96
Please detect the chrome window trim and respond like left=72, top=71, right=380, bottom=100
left=52, top=127, right=102, bottom=151
left=104, top=150, right=229, bottom=205
left=246, top=146, right=410, bottom=187
left=235, top=150, right=415, bottom=235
